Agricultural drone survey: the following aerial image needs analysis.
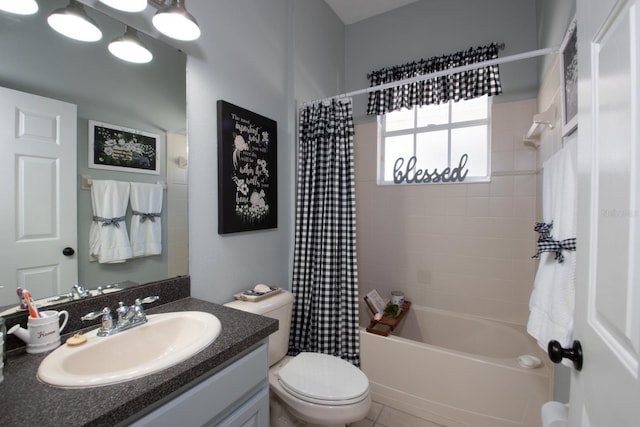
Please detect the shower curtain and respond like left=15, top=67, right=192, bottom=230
left=289, top=98, right=360, bottom=366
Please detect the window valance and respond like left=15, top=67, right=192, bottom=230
left=366, top=43, right=503, bottom=115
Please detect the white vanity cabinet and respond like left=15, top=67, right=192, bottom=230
left=128, top=343, right=269, bottom=427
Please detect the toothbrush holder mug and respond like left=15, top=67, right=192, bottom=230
left=8, top=310, right=69, bottom=354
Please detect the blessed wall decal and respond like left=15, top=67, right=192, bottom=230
left=392, top=154, right=469, bottom=184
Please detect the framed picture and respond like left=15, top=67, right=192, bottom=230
left=89, top=120, right=160, bottom=175
left=560, top=18, right=578, bottom=136
left=217, top=100, right=277, bottom=234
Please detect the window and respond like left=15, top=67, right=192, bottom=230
left=378, top=95, right=491, bottom=185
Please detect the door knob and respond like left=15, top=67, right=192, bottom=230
left=548, top=340, right=583, bottom=371
left=62, top=247, right=75, bottom=256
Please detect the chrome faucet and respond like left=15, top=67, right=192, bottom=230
left=72, top=284, right=91, bottom=299
left=47, top=283, right=90, bottom=303
left=48, top=283, right=121, bottom=303
left=81, top=296, right=160, bottom=337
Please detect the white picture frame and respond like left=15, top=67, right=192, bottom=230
left=560, top=18, right=578, bottom=137
left=89, top=120, right=161, bottom=175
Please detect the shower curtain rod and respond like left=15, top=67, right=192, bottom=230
left=301, top=46, right=558, bottom=107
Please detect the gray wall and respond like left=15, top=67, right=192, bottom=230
left=293, top=1, right=345, bottom=103
left=186, top=0, right=344, bottom=304
left=345, top=0, right=539, bottom=119
left=0, top=0, right=186, bottom=288
left=536, top=0, right=576, bottom=79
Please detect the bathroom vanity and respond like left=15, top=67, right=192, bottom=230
left=0, top=295, right=278, bottom=426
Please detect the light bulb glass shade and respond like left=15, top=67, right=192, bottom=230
left=152, top=0, right=201, bottom=41
left=47, top=1, right=102, bottom=42
left=0, top=0, right=39, bottom=15
left=108, top=27, right=153, bottom=63
left=99, top=0, right=147, bottom=13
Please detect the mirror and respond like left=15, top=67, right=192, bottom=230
left=0, top=0, right=187, bottom=312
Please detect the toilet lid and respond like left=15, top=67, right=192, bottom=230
left=277, top=352, right=369, bottom=405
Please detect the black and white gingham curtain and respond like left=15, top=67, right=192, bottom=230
left=289, top=98, right=360, bottom=366
left=367, top=43, right=503, bottom=115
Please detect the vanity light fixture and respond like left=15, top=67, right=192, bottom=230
left=152, top=0, right=201, bottom=41
left=108, top=26, right=153, bottom=64
left=47, top=0, right=102, bottom=42
left=0, top=0, right=39, bottom=15
left=99, top=0, right=147, bottom=13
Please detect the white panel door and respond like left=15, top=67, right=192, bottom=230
left=571, top=0, right=640, bottom=424
left=0, top=86, right=78, bottom=306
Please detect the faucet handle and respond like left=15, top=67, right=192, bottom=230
left=81, top=307, right=111, bottom=321
left=96, top=283, right=120, bottom=295
left=138, top=295, right=160, bottom=305
left=82, top=308, right=114, bottom=336
left=129, top=296, right=159, bottom=322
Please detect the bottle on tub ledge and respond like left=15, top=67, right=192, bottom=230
left=391, top=291, right=405, bottom=306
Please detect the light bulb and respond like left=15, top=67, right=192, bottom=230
left=47, top=1, right=102, bottom=42
left=108, top=27, right=153, bottom=64
left=152, top=0, right=201, bottom=41
left=99, top=0, right=147, bottom=13
left=0, top=0, right=38, bottom=15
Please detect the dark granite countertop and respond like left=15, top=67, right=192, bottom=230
left=0, top=297, right=278, bottom=427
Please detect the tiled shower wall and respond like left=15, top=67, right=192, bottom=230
left=355, top=98, right=539, bottom=326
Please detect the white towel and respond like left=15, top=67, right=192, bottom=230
left=89, top=180, right=133, bottom=263
left=129, top=182, right=163, bottom=257
left=527, top=137, right=577, bottom=352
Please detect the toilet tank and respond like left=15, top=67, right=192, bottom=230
left=224, top=290, right=294, bottom=367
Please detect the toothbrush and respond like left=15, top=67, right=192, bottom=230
left=16, top=287, right=27, bottom=310
left=22, top=289, right=40, bottom=318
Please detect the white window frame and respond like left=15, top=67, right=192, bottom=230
left=377, top=96, right=492, bottom=185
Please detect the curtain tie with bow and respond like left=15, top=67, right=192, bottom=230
left=132, top=211, right=161, bottom=223
left=93, top=216, right=125, bottom=228
left=534, top=221, right=553, bottom=240
left=532, top=221, right=576, bottom=263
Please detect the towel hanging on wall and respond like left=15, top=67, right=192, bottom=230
left=527, top=137, right=577, bottom=354
left=89, top=180, right=133, bottom=263
left=129, top=182, right=163, bottom=257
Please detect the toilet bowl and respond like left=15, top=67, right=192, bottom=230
left=270, top=354, right=371, bottom=425
left=225, top=290, right=371, bottom=425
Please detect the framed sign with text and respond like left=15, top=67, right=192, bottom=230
left=217, top=100, right=277, bottom=234
left=560, top=18, right=577, bottom=136
left=89, top=120, right=160, bottom=175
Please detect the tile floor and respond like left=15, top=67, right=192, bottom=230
left=351, top=400, right=444, bottom=427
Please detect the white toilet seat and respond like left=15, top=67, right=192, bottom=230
left=277, top=352, right=369, bottom=406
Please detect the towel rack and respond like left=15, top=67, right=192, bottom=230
left=80, top=174, right=167, bottom=191
left=523, top=104, right=556, bottom=148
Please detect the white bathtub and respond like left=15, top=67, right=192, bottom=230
left=359, top=304, right=552, bottom=427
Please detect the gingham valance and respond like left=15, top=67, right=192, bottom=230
left=366, top=43, right=503, bottom=116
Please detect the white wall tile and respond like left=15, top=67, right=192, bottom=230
left=489, top=175, right=514, bottom=196
left=514, top=149, right=537, bottom=171
left=355, top=98, right=538, bottom=326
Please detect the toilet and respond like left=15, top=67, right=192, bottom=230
left=225, top=290, right=371, bottom=426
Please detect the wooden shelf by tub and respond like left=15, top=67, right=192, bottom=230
left=365, top=300, right=411, bottom=336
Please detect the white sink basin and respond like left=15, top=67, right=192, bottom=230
left=37, top=311, right=221, bottom=388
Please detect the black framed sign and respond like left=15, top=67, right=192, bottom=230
left=560, top=18, right=577, bottom=136
left=89, top=120, right=160, bottom=175
left=217, top=100, right=277, bottom=234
